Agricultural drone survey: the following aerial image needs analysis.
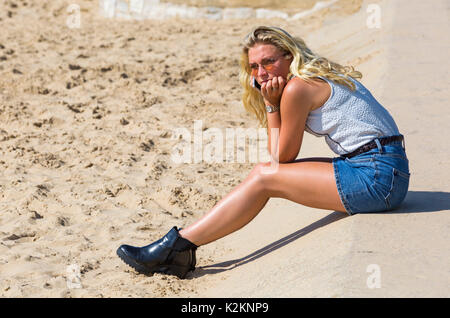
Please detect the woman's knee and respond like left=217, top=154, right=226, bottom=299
left=249, top=161, right=278, bottom=190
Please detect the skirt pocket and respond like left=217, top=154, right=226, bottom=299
left=384, top=168, right=410, bottom=210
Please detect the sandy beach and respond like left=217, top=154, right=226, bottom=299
left=0, top=0, right=449, bottom=297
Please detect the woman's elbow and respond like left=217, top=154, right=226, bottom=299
left=278, top=155, right=297, bottom=163
left=272, top=151, right=299, bottom=163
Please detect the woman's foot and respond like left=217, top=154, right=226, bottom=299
left=116, top=227, right=197, bottom=279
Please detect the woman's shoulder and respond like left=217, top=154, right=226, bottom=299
left=283, top=76, right=331, bottom=111
left=283, top=76, right=312, bottom=97
left=285, top=76, right=327, bottom=92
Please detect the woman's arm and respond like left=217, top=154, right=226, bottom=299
left=262, top=77, right=313, bottom=163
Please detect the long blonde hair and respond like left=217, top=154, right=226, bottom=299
left=239, top=26, right=363, bottom=128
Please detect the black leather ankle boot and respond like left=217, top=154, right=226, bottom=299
left=116, top=227, right=197, bottom=279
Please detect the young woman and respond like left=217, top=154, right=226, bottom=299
left=117, top=26, right=410, bottom=279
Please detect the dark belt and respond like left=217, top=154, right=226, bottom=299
left=342, top=135, right=404, bottom=159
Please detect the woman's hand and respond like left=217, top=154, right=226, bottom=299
left=261, top=76, right=286, bottom=107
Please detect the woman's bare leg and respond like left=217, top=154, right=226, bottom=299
left=179, top=159, right=346, bottom=246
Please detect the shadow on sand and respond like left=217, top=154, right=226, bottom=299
left=191, top=191, right=449, bottom=278
left=192, top=211, right=347, bottom=277
left=384, top=190, right=450, bottom=213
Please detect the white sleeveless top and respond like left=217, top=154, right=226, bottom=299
left=304, top=76, right=400, bottom=155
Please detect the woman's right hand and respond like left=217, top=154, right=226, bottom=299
left=261, top=76, right=286, bottom=107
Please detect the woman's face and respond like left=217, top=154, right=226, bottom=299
left=248, top=43, right=293, bottom=85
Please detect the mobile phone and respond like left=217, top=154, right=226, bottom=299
left=251, top=77, right=261, bottom=91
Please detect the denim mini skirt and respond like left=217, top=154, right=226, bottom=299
left=332, top=138, right=410, bottom=215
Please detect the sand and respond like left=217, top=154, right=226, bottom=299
left=0, top=0, right=449, bottom=297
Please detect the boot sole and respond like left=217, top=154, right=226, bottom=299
left=116, top=247, right=152, bottom=274
left=116, top=248, right=192, bottom=279
left=154, top=264, right=192, bottom=279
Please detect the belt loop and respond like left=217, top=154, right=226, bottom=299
left=401, top=135, right=406, bottom=151
left=374, top=138, right=383, bottom=153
